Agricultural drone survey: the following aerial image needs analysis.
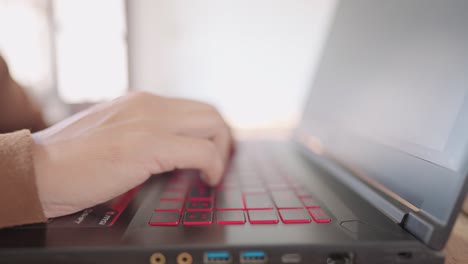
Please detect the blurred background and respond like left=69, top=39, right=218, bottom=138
left=0, top=0, right=336, bottom=134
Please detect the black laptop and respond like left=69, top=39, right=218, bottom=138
left=1, top=0, right=468, bottom=263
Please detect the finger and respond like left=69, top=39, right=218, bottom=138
left=141, top=108, right=234, bottom=167
left=139, top=93, right=232, bottom=143
left=172, top=115, right=232, bottom=183
left=121, top=115, right=232, bottom=165
left=175, top=105, right=233, bottom=166
left=131, top=94, right=233, bottom=182
left=213, top=124, right=233, bottom=167
left=174, top=112, right=232, bottom=164
left=153, top=135, right=225, bottom=186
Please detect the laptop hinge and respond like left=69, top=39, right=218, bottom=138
left=368, top=193, right=408, bottom=224
left=323, top=157, right=409, bottom=223
left=296, top=141, right=409, bottom=224
left=403, top=212, right=436, bottom=245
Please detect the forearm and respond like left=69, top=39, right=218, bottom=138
left=0, top=55, right=47, bottom=133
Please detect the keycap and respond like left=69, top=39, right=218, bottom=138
left=240, top=182, right=265, bottom=190
left=186, top=201, right=213, bottom=212
left=266, top=183, right=290, bottom=191
left=278, top=209, right=311, bottom=224
left=271, top=191, right=304, bottom=209
left=248, top=210, right=279, bottom=224
left=160, top=191, right=186, bottom=201
left=216, top=175, right=240, bottom=190
left=244, top=193, right=274, bottom=210
left=188, top=186, right=214, bottom=201
left=216, top=190, right=244, bottom=210
left=294, top=187, right=312, bottom=197
left=192, top=177, right=207, bottom=187
left=239, top=176, right=264, bottom=186
left=169, top=176, right=191, bottom=183
left=167, top=177, right=192, bottom=186
left=216, top=182, right=239, bottom=190
left=221, top=175, right=239, bottom=184
left=263, top=175, right=288, bottom=184
left=242, top=186, right=267, bottom=194
left=284, top=176, right=299, bottom=184
left=301, top=197, right=320, bottom=208
left=155, top=200, right=184, bottom=212
left=183, top=212, right=213, bottom=225
left=149, top=212, right=181, bottom=226
left=165, top=180, right=190, bottom=191
left=308, top=208, right=331, bottom=223
left=216, top=211, right=246, bottom=225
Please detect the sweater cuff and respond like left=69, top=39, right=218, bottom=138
left=0, top=130, right=47, bottom=228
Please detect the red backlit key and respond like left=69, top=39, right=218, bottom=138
left=149, top=212, right=181, bottom=226
left=160, top=191, right=186, bottom=201
left=188, top=186, right=214, bottom=201
left=244, top=193, right=274, bottom=210
left=186, top=201, right=213, bottom=212
left=278, top=209, right=311, bottom=224
left=155, top=200, right=184, bottom=212
left=308, top=208, right=331, bottom=223
left=219, top=176, right=239, bottom=188
left=271, top=191, right=304, bottom=209
left=216, top=190, right=244, bottom=210
left=301, top=197, right=320, bottom=208
left=216, top=211, right=246, bottom=225
left=183, top=212, right=213, bottom=225
left=248, top=210, right=279, bottom=224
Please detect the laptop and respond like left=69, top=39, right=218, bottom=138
left=1, top=0, right=468, bottom=263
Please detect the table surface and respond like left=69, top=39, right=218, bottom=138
left=445, top=213, right=468, bottom=263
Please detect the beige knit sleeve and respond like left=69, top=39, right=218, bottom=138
left=0, top=130, right=47, bottom=228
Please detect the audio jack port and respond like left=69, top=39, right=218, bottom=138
left=177, top=252, right=193, bottom=264
left=150, top=253, right=166, bottom=264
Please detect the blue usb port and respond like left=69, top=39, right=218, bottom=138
left=204, top=251, right=232, bottom=264
left=240, top=251, right=268, bottom=264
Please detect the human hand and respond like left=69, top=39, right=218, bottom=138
left=32, top=92, right=233, bottom=218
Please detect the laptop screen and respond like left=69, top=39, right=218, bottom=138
left=298, top=0, right=468, bottom=226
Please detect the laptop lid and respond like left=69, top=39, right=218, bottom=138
left=295, top=0, right=468, bottom=250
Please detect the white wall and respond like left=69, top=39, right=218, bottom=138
left=127, top=0, right=336, bottom=129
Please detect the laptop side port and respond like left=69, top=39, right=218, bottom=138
left=204, top=251, right=233, bottom=264
left=177, top=252, right=193, bottom=264
left=281, top=253, right=302, bottom=263
left=326, top=252, right=354, bottom=264
left=240, top=251, right=268, bottom=264
left=150, top=253, right=166, bottom=264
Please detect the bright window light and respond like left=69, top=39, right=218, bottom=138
left=0, top=0, right=52, bottom=94
left=54, top=0, right=128, bottom=103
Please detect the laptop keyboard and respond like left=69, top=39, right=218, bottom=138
left=149, top=152, right=331, bottom=226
